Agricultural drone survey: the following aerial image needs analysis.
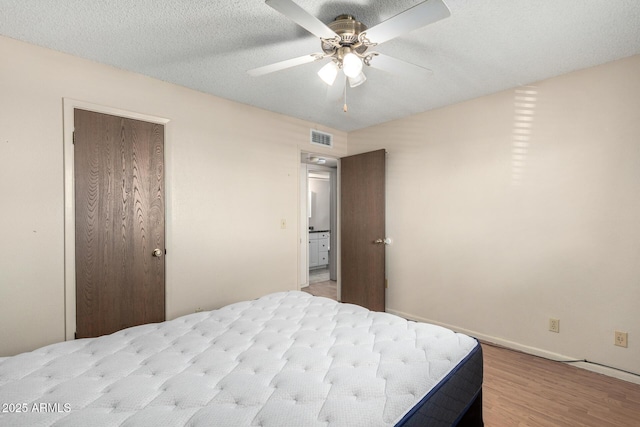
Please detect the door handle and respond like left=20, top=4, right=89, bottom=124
left=374, top=238, right=392, bottom=245
left=152, top=248, right=163, bottom=257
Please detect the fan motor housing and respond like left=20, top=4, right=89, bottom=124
left=329, top=15, right=366, bottom=41
left=322, top=15, right=369, bottom=54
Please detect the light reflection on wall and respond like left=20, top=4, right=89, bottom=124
left=511, top=86, right=538, bottom=185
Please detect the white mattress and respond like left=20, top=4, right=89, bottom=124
left=0, top=291, right=478, bottom=426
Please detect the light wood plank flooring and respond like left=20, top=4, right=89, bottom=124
left=301, top=280, right=336, bottom=300
left=482, top=343, right=640, bottom=426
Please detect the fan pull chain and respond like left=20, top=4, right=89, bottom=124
left=343, top=82, right=348, bottom=113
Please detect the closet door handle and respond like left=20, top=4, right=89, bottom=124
left=152, top=248, right=163, bottom=257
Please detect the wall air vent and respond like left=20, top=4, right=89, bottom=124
left=310, top=129, right=333, bottom=148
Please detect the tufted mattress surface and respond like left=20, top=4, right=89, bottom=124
left=0, top=291, right=478, bottom=426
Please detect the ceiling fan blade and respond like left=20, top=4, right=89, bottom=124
left=367, top=53, right=433, bottom=77
left=248, top=54, right=321, bottom=77
left=265, top=0, right=338, bottom=39
left=364, top=0, right=450, bottom=45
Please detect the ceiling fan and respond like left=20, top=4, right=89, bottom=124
left=248, top=0, right=451, bottom=90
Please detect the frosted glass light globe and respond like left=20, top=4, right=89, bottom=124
left=348, top=71, right=367, bottom=88
left=317, top=61, right=338, bottom=86
left=342, top=52, right=363, bottom=78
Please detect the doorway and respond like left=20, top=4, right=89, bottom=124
left=299, top=149, right=387, bottom=312
left=300, top=152, right=338, bottom=300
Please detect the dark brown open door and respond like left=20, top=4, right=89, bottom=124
left=340, top=149, right=385, bottom=312
left=74, top=109, right=165, bottom=338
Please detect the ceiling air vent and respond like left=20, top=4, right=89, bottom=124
left=310, top=129, right=333, bottom=148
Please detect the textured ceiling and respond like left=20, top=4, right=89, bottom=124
left=1, top=0, right=639, bottom=131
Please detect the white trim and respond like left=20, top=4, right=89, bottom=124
left=63, top=98, right=170, bottom=341
left=335, top=159, right=341, bottom=301
left=299, top=151, right=341, bottom=298
left=298, top=162, right=309, bottom=288
left=386, top=308, right=640, bottom=386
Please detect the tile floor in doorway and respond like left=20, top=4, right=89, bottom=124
left=309, top=267, right=330, bottom=284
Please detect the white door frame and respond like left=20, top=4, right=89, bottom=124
left=62, top=99, right=170, bottom=341
left=298, top=151, right=341, bottom=300
left=299, top=163, right=310, bottom=287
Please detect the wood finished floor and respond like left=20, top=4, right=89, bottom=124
left=301, top=280, right=336, bottom=300
left=482, top=343, right=640, bottom=426
left=301, top=282, right=640, bottom=425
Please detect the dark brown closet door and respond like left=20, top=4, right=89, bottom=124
left=74, top=109, right=165, bottom=338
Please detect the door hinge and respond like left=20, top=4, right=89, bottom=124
left=74, top=332, right=77, bottom=339
left=72, top=131, right=75, bottom=144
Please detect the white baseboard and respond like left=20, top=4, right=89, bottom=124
left=386, top=308, right=640, bottom=386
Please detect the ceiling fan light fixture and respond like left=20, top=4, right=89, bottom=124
left=348, top=71, right=367, bottom=88
left=251, top=0, right=452, bottom=112
left=342, top=52, right=363, bottom=78
left=318, top=61, right=339, bottom=85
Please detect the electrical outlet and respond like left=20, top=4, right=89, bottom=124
left=195, top=307, right=203, bottom=313
left=549, top=318, right=560, bottom=333
left=615, top=331, right=628, bottom=348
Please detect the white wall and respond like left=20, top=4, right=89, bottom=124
left=0, top=36, right=346, bottom=356
left=348, top=55, right=640, bottom=377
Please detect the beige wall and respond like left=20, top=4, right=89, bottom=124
left=349, top=55, right=640, bottom=377
left=0, top=36, right=346, bottom=356
left=2, top=32, right=639, bottom=380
